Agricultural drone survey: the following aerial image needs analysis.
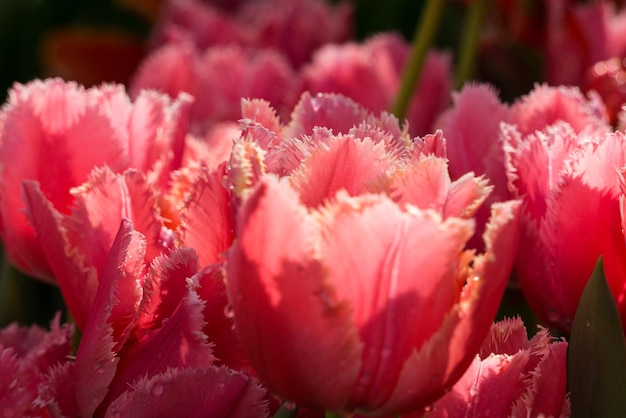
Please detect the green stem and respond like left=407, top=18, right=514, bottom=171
left=391, top=0, right=447, bottom=121
left=324, top=412, right=342, bottom=418
left=454, top=0, right=487, bottom=89
left=273, top=403, right=299, bottom=418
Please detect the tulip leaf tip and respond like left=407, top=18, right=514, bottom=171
left=568, top=257, right=626, bottom=418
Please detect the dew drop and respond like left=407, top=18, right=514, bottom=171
left=223, top=304, right=235, bottom=319
left=95, top=362, right=106, bottom=375
left=585, top=320, right=591, bottom=327
left=152, top=384, right=164, bottom=396
left=423, top=404, right=434, bottom=412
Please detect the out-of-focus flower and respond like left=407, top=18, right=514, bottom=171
left=0, top=78, right=191, bottom=282
left=547, top=0, right=626, bottom=87
left=0, top=313, right=73, bottom=418
left=154, top=0, right=352, bottom=68
left=503, top=122, right=626, bottom=333
left=131, top=42, right=300, bottom=133
left=583, top=56, right=626, bottom=125
left=226, top=175, right=520, bottom=415
left=435, top=83, right=512, bottom=249
left=36, top=220, right=266, bottom=417
left=301, top=33, right=452, bottom=136
left=509, top=84, right=610, bottom=137
left=423, top=317, right=570, bottom=418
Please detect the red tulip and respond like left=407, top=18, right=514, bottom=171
left=504, top=122, right=626, bottom=332
left=226, top=176, right=520, bottom=415
left=424, top=317, right=570, bottom=417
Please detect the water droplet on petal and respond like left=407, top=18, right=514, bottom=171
left=223, top=304, right=235, bottom=319
left=95, top=362, right=106, bottom=374
left=152, top=384, right=164, bottom=396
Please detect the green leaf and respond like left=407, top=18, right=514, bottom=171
left=568, top=257, right=626, bottom=418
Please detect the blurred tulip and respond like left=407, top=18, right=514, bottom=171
left=131, top=42, right=300, bottom=133
left=226, top=176, right=520, bottom=415
left=503, top=122, right=626, bottom=333
left=154, top=0, right=352, bottom=68
left=301, top=33, right=452, bottom=136
left=0, top=78, right=191, bottom=282
left=0, top=313, right=73, bottom=417
left=546, top=0, right=626, bottom=87
left=424, top=317, right=570, bottom=418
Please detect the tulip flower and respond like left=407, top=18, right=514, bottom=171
left=0, top=313, right=74, bottom=417
left=0, top=78, right=191, bottom=282
left=36, top=219, right=267, bottom=417
left=226, top=176, right=520, bottom=415
left=503, top=122, right=626, bottom=332
left=231, top=93, right=490, bottom=222
left=131, top=43, right=300, bottom=133
left=546, top=0, right=626, bottom=87
left=424, top=317, right=570, bottom=417
left=153, top=0, right=352, bottom=68
left=301, top=33, right=452, bottom=136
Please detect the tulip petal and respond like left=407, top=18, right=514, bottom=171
left=177, top=164, right=233, bottom=267
left=227, top=177, right=362, bottom=410
left=105, top=249, right=215, bottom=405
left=22, top=180, right=98, bottom=329
left=389, top=157, right=491, bottom=219
left=196, top=263, right=250, bottom=373
left=36, top=362, right=79, bottom=418
left=320, top=194, right=474, bottom=411
left=106, top=366, right=269, bottom=418
left=75, top=219, right=145, bottom=418
left=285, top=92, right=370, bottom=139
left=290, top=136, right=394, bottom=207
left=374, top=200, right=520, bottom=415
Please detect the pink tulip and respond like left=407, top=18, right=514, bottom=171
left=131, top=43, right=300, bottom=132
left=0, top=314, right=73, bottom=417
left=504, top=122, right=626, bottom=332
left=301, top=33, right=452, bottom=136
left=546, top=0, right=626, bottom=87
left=226, top=176, right=520, bottom=415
left=424, top=317, right=570, bottom=418
left=154, top=0, right=352, bottom=68
left=0, top=78, right=191, bottom=282
left=509, top=84, right=609, bottom=137
left=22, top=162, right=232, bottom=331
left=37, top=220, right=266, bottom=417
left=231, top=93, right=490, bottom=223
